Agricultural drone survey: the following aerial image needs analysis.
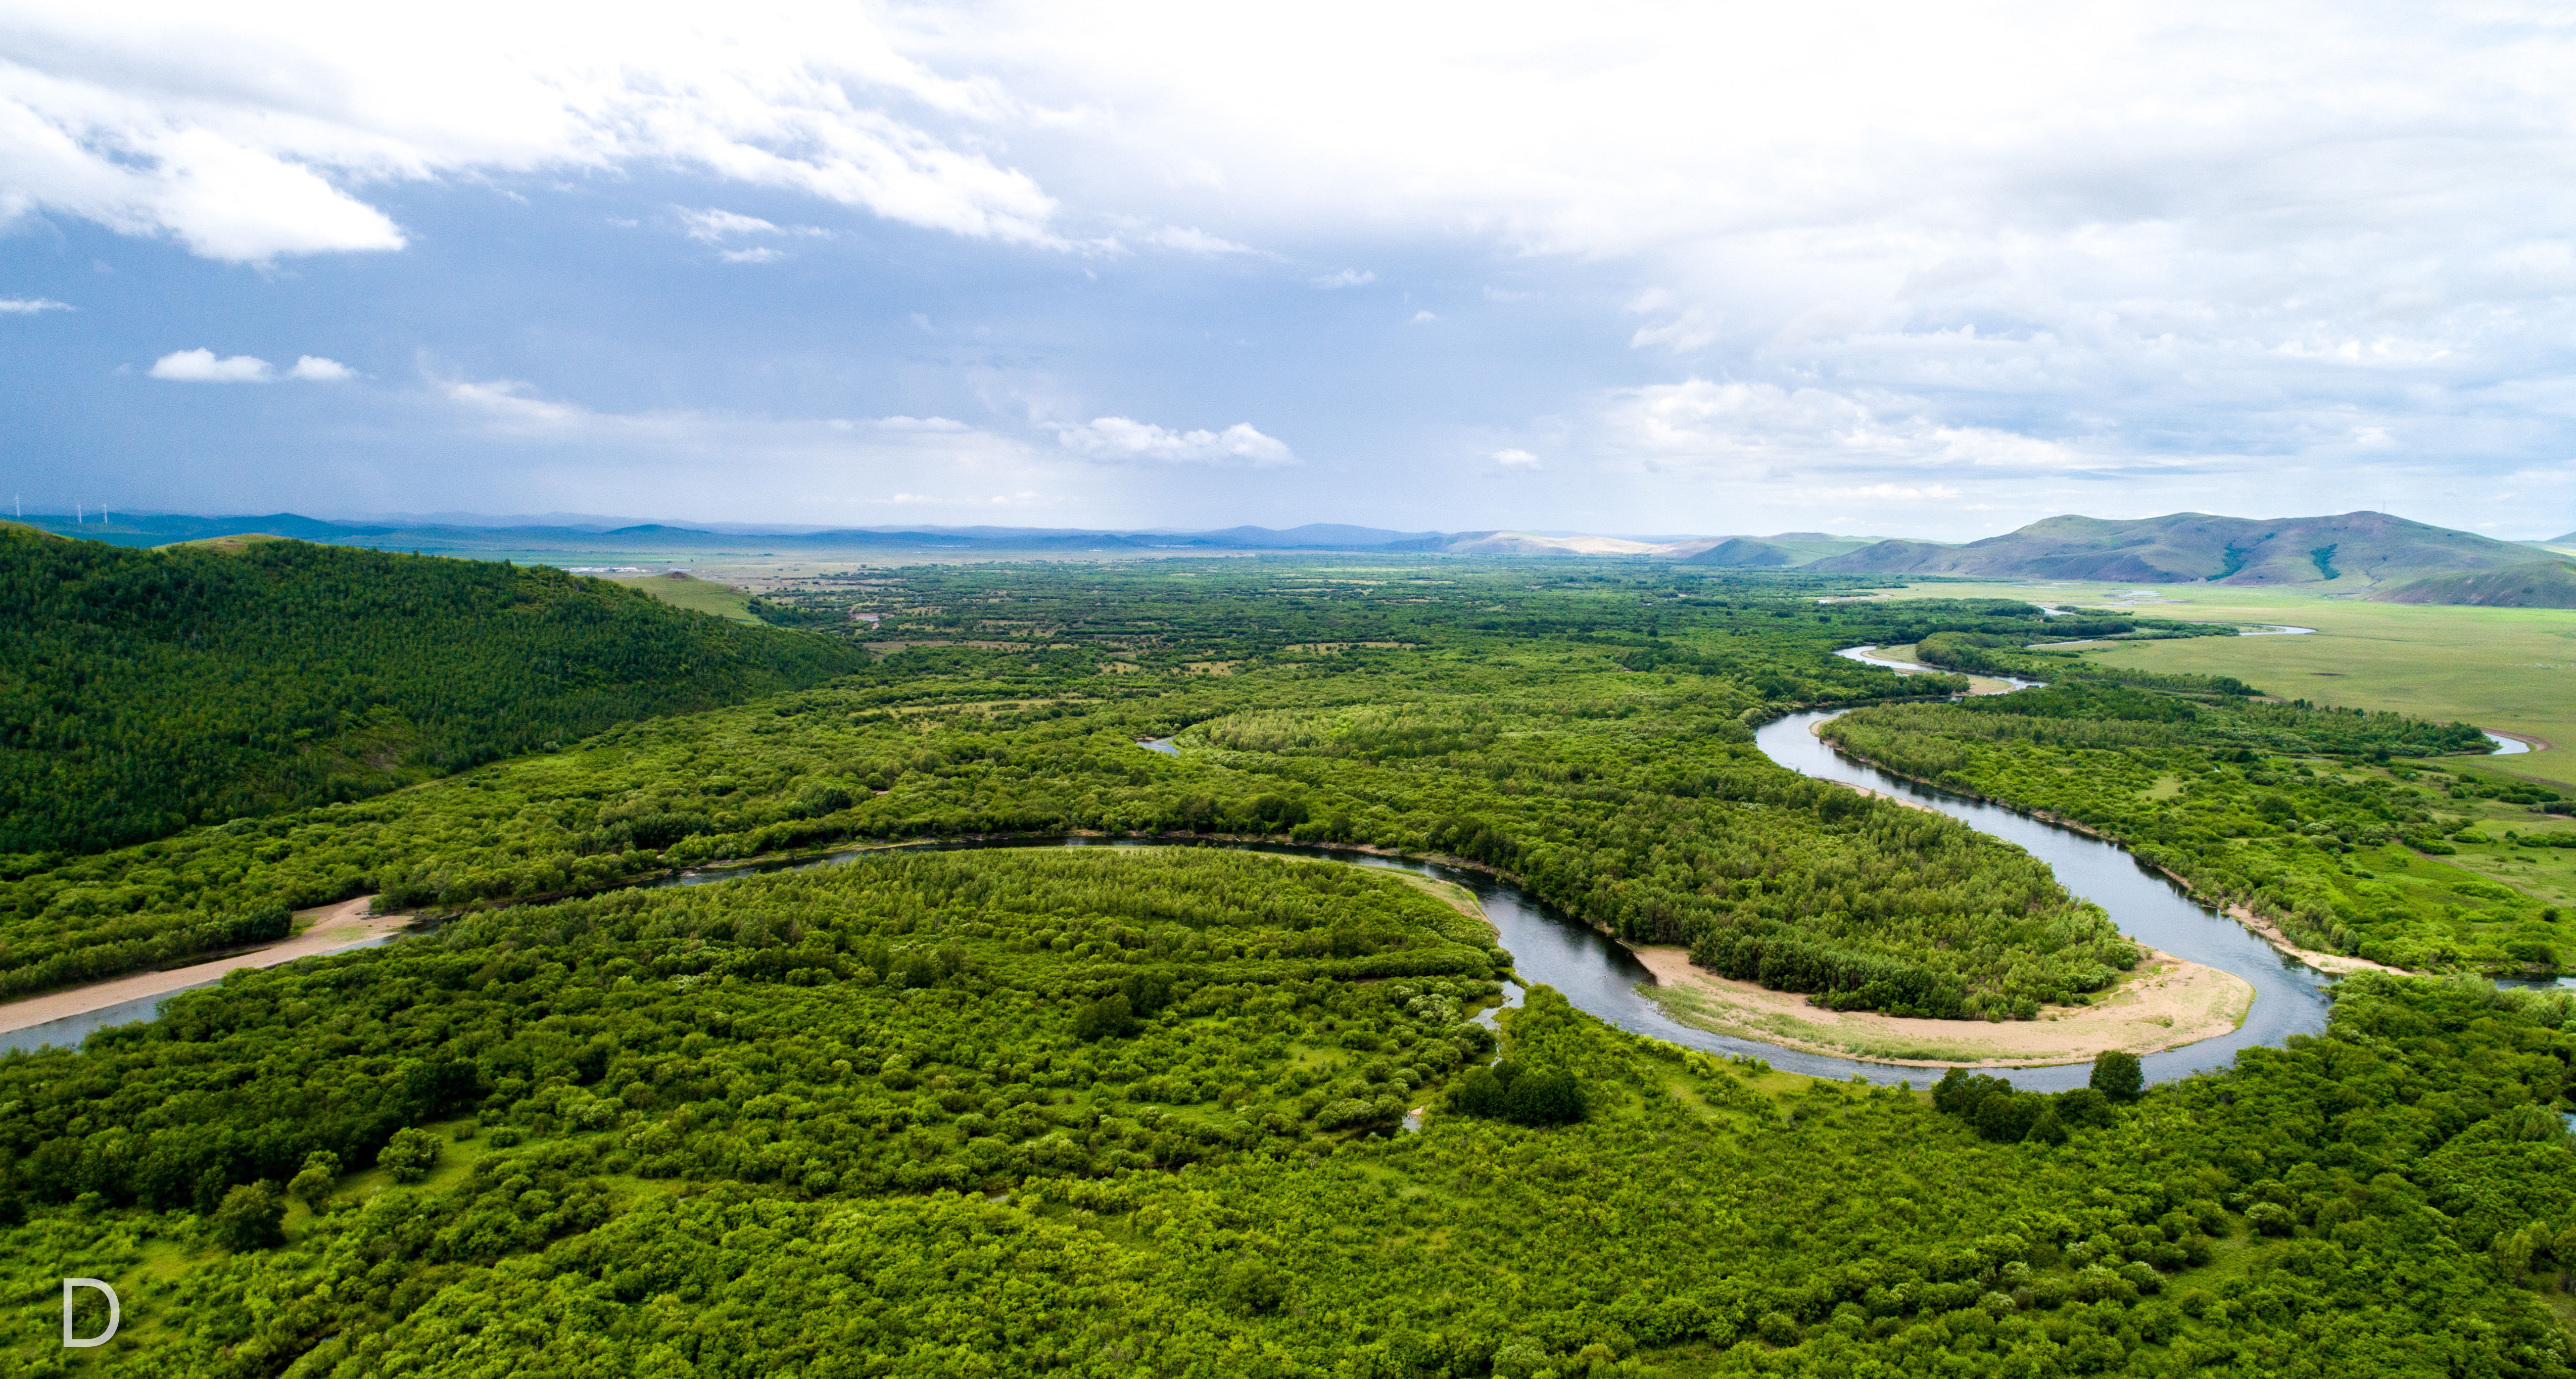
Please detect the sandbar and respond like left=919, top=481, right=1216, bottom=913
left=0, top=896, right=411, bottom=1035
left=1630, top=943, right=2253, bottom=1069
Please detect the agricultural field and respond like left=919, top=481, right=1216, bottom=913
left=606, top=571, right=764, bottom=624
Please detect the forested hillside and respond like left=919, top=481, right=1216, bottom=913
left=5, top=847, right=2572, bottom=1377
left=0, top=565, right=2197, bottom=1010
left=0, top=529, right=866, bottom=860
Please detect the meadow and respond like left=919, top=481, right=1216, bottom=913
left=1868, top=579, right=2576, bottom=790
left=606, top=571, right=764, bottom=624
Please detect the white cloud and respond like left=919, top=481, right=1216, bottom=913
left=679, top=205, right=828, bottom=261
left=1803, top=482, right=1962, bottom=502
left=678, top=207, right=786, bottom=241
left=149, top=348, right=353, bottom=381
left=0, top=7, right=1063, bottom=262
left=1411, top=310, right=1438, bottom=323
left=1142, top=225, right=1253, bottom=255
left=27, top=4, right=2576, bottom=526
left=1054, top=416, right=1296, bottom=466
left=1598, top=379, right=2096, bottom=478
left=1494, top=448, right=1541, bottom=469
left=1630, top=308, right=1719, bottom=353
left=286, top=355, right=353, bottom=380
left=0, top=297, right=72, bottom=313
left=149, top=348, right=272, bottom=381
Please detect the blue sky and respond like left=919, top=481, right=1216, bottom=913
left=6, top=3, right=2576, bottom=540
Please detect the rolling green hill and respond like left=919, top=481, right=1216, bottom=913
left=2372, top=559, right=2576, bottom=609
left=1812, top=511, right=2537, bottom=587
left=0, top=529, right=867, bottom=860
left=1682, top=531, right=1883, bottom=567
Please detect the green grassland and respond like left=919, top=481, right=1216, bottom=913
left=1866, top=579, right=2576, bottom=789
left=607, top=571, right=764, bottom=623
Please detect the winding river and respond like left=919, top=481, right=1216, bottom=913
left=9, top=666, right=2351, bottom=1089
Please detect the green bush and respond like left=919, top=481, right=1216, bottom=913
left=378, top=1128, right=443, bottom=1184
left=211, top=1180, right=285, bottom=1251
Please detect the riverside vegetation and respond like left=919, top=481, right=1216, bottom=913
left=1831, top=639, right=2569, bottom=971
left=0, top=562, right=2212, bottom=1015
left=6, top=849, right=2575, bottom=1377
left=6, top=549, right=2575, bottom=1375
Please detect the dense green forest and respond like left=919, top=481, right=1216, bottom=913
left=7, top=847, right=2576, bottom=1377
left=0, top=562, right=2198, bottom=1012
left=1826, top=683, right=2564, bottom=970
left=0, top=528, right=865, bottom=861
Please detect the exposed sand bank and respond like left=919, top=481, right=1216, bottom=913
left=0, top=896, right=412, bottom=1035
left=1631, top=944, right=2254, bottom=1069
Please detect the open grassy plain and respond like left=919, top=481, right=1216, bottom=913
left=1870, top=579, right=2576, bottom=790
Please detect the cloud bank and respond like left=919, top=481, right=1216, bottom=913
left=13, top=3, right=2576, bottom=534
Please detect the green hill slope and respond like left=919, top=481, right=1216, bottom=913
left=608, top=571, right=763, bottom=623
left=2372, top=559, right=2576, bottom=608
left=0, top=529, right=866, bottom=858
left=1812, top=511, right=2537, bottom=587
left=1682, top=531, right=1881, bottom=567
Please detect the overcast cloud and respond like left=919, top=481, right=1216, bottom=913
left=5, top=2, right=2574, bottom=537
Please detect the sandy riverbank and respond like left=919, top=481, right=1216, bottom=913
left=1631, top=944, right=2254, bottom=1069
left=0, top=896, right=412, bottom=1036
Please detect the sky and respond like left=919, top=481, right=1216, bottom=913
left=5, top=2, right=2576, bottom=541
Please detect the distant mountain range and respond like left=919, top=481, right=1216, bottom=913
left=11, top=513, right=1431, bottom=555
left=18, top=508, right=2574, bottom=606
left=8, top=513, right=1877, bottom=560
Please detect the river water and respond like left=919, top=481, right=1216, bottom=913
left=11, top=670, right=2348, bottom=1090
left=1749, top=711, right=2335, bottom=1088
